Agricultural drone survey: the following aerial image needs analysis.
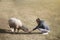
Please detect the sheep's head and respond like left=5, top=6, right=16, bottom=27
left=22, top=26, right=29, bottom=32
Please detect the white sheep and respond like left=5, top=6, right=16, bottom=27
left=8, top=18, right=28, bottom=32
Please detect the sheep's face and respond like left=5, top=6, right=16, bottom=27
left=24, top=29, right=29, bottom=32
left=23, top=28, right=29, bottom=32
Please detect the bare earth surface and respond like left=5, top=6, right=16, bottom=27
left=0, top=0, right=60, bottom=40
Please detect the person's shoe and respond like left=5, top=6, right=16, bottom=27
left=42, top=32, right=48, bottom=35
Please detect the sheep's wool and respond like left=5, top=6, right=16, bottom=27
left=9, top=18, right=22, bottom=27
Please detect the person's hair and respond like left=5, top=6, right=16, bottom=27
left=36, top=18, right=41, bottom=22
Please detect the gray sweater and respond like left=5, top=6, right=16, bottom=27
left=33, top=20, right=50, bottom=31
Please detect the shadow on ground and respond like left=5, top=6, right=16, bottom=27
left=0, top=29, right=41, bottom=34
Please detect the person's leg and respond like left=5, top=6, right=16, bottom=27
left=43, top=22, right=50, bottom=33
left=44, top=26, right=50, bottom=33
left=38, top=28, right=49, bottom=35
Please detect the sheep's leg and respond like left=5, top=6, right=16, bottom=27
left=10, top=28, right=14, bottom=32
left=17, top=28, right=20, bottom=32
left=14, top=28, right=16, bottom=32
left=17, top=26, right=22, bottom=32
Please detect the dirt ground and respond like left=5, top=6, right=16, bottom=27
left=0, top=0, right=60, bottom=40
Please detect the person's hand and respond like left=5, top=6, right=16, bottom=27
left=28, top=31, right=31, bottom=33
left=28, top=30, right=32, bottom=33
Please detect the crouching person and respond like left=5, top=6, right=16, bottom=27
left=29, top=18, right=50, bottom=35
left=8, top=18, right=29, bottom=33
